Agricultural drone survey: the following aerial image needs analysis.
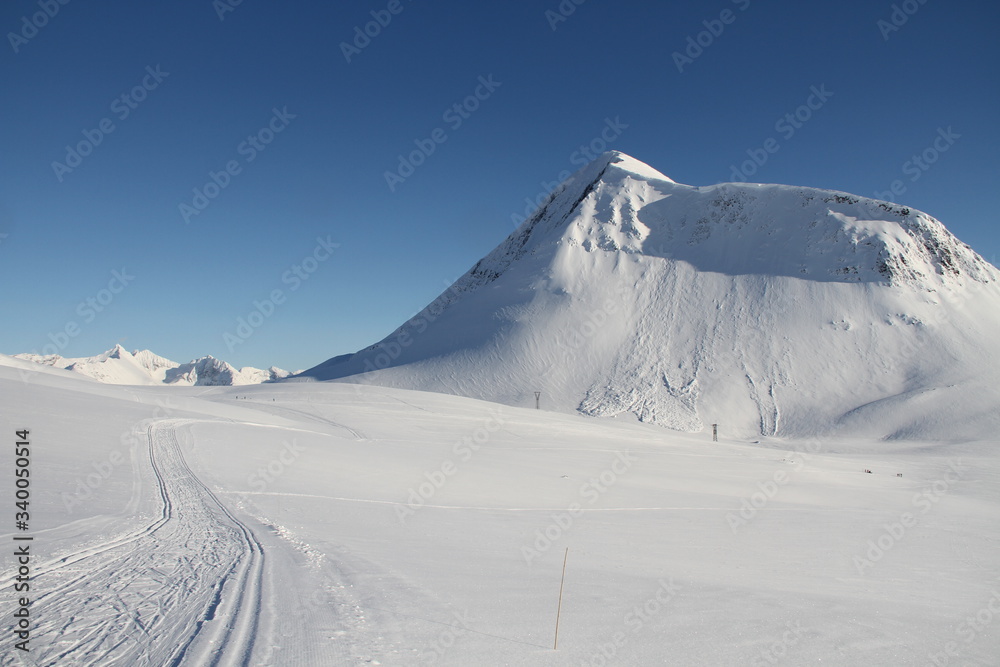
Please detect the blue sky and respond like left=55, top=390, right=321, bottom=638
left=2, top=0, right=998, bottom=371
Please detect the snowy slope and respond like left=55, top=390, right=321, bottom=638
left=301, top=151, right=1000, bottom=441
left=15, top=344, right=292, bottom=386
left=3, top=360, right=998, bottom=665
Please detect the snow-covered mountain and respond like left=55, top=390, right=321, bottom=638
left=300, top=151, right=1000, bottom=441
left=15, top=344, right=292, bottom=386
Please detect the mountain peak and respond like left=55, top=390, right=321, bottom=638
left=302, top=151, right=1000, bottom=440
left=100, top=344, right=131, bottom=361
left=132, top=349, right=179, bottom=373
left=599, top=151, right=675, bottom=183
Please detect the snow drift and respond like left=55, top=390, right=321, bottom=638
left=300, top=151, right=1000, bottom=440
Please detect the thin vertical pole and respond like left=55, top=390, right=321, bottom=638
left=553, top=547, right=569, bottom=650
left=535, top=391, right=541, bottom=409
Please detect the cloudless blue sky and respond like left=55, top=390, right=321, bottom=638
left=2, top=0, right=998, bottom=371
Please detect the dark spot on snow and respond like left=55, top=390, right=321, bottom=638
left=825, top=194, right=859, bottom=205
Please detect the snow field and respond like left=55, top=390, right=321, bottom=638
left=2, top=357, right=998, bottom=665
left=189, top=382, right=1000, bottom=665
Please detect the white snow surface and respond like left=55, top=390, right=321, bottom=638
left=15, top=344, right=292, bottom=386
left=1, top=359, right=997, bottom=665
left=301, top=151, right=1000, bottom=441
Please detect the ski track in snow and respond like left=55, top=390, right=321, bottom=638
left=1, top=421, right=266, bottom=667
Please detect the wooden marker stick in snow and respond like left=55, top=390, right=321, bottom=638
left=554, top=547, right=569, bottom=650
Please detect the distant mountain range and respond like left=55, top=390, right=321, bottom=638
left=14, top=344, right=294, bottom=386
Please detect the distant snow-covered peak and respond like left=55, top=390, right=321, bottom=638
left=12, top=346, right=288, bottom=387
left=132, top=349, right=180, bottom=373
left=98, top=344, right=131, bottom=361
